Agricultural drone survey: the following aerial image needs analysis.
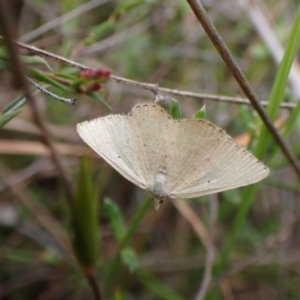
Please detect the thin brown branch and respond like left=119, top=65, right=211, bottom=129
left=85, top=269, right=104, bottom=300
left=27, top=77, right=76, bottom=105
left=0, top=139, right=95, bottom=157
left=194, top=196, right=218, bottom=300
left=186, top=0, right=300, bottom=178
left=0, top=5, right=104, bottom=298
left=157, top=87, right=296, bottom=109
left=0, top=0, right=74, bottom=206
left=1, top=37, right=295, bottom=110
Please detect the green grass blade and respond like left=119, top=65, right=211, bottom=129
left=211, top=5, right=300, bottom=293
left=87, top=91, right=112, bottom=110
left=255, top=6, right=300, bottom=159
left=104, top=196, right=152, bottom=292
left=72, top=157, right=99, bottom=267
left=103, top=197, right=127, bottom=243
left=0, top=107, right=23, bottom=128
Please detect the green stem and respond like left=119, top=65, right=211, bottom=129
left=104, top=196, right=152, bottom=292
left=214, top=186, right=258, bottom=275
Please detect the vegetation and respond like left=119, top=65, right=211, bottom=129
left=0, top=0, right=300, bottom=299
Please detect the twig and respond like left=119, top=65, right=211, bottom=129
left=0, top=37, right=295, bottom=109
left=13, top=39, right=88, bottom=68
left=194, top=196, right=218, bottom=300
left=27, top=77, right=76, bottom=105
left=186, top=0, right=300, bottom=179
left=0, top=0, right=75, bottom=207
left=157, top=87, right=296, bottom=109
left=0, top=2, right=105, bottom=299
left=85, top=270, right=104, bottom=300
left=0, top=139, right=92, bottom=157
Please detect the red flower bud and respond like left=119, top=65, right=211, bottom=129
left=90, top=83, right=103, bottom=91
left=77, top=86, right=87, bottom=94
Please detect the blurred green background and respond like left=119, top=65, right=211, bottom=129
left=1, top=0, right=300, bottom=299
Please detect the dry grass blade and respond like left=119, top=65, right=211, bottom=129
left=0, top=139, right=95, bottom=157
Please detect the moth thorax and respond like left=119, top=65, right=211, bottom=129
left=152, top=173, right=168, bottom=210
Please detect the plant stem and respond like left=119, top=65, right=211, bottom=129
left=104, top=196, right=152, bottom=293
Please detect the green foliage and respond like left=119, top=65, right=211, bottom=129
left=28, top=68, right=72, bottom=93
left=0, top=106, right=23, bottom=128
left=104, top=197, right=127, bottom=243
left=72, top=157, right=99, bottom=267
left=193, top=104, right=206, bottom=119
left=120, top=247, right=139, bottom=272
left=104, top=196, right=152, bottom=292
left=169, top=98, right=182, bottom=120
left=255, top=6, right=300, bottom=160
left=87, top=91, right=112, bottom=110
left=212, top=5, right=300, bottom=288
left=1, top=1, right=300, bottom=299
left=0, top=94, right=26, bottom=128
left=0, top=48, right=51, bottom=69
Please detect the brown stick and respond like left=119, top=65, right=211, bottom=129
left=0, top=38, right=295, bottom=110
left=0, top=0, right=74, bottom=206
left=0, top=1, right=104, bottom=299
left=186, top=0, right=300, bottom=178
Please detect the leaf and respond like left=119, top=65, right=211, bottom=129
left=0, top=57, right=12, bottom=71
left=72, top=157, right=99, bottom=267
left=120, top=247, right=139, bottom=272
left=87, top=91, right=112, bottom=110
left=0, top=107, right=23, bottom=128
left=0, top=95, right=27, bottom=128
left=28, top=68, right=72, bottom=93
left=213, top=3, right=300, bottom=285
left=268, top=98, right=300, bottom=166
left=0, top=48, right=52, bottom=70
left=169, top=98, right=182, bottom=120
left=103, top=198, right=126, bottom=243
left=193, top=105, right=206, bottom=119
left=255, top=6, right=300, bottom=159
left=2, top=94, right=26, bottom=114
